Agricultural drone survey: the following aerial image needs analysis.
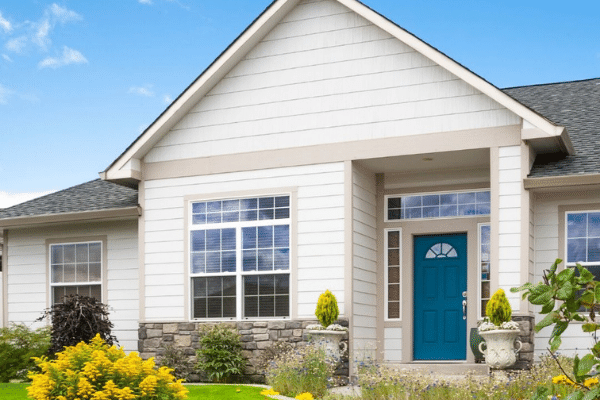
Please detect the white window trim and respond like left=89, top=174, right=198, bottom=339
left=384, top=228, right=402, bottom=321
left=188, top=194, right=292, bottom=321
left=565, top=210, right=600, bottom=267
left=384, top=189, right=491, bottom=223
left=478, top=223, right=491, bottom=320
left=49, top=241, right=103, bottom=305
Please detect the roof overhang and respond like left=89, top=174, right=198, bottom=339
left=0, top=206, right=141, bottom=231
left=101, top=0, right=571, bottom=183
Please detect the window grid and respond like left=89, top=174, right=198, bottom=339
left=479, top=224, right=491, bottom=319
left=566, top=212, right=600, bottom=266
left=386, top=229, right=401, bottom=320
left=50, top=242, right=102, bottom=304
left=386, top=190, right=491, bottom=221
left=190, top=195, right=291, bottom=321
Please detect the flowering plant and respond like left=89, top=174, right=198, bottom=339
left=478, top=320, right=519, bottom=332
left=306, top=323, right=347, bottom=332
left=27, top=334, right=187, bottom=400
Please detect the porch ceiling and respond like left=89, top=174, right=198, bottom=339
left=358, top=148, right=490, bottom=174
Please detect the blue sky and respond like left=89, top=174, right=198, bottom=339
left=0, top=0, right=599, bottom=207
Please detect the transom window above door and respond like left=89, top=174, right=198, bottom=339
left=386, top=190, right=490, bottom=221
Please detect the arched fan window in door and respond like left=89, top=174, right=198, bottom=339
left=425, top=242, right=458, bottom=259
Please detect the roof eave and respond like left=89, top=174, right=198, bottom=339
left=524, top=174, right=600, bottom=191
left=0, top=206, right=141, bottom=230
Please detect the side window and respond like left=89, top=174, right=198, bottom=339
left=479, top=224, right=491, bottom=318
left=386, top=229, right=401, bottom=320
left=566, top=212, right=600, bottom=279
left=50, top=242, right=102, bottom=304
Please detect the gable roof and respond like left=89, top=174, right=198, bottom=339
left=504, top=78, right=600, bottom=179
left=102, top=0, right=569, bottom=185
left=0, top=180, right=139, bottom=229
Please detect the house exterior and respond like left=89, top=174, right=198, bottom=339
left=1, top=0, right=599, bottom=373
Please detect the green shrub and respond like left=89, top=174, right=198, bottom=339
left=0, top=323, right=50, bottom=382
left=486, top=288, right=512, bottom=326
left=158, top=345, right=195, bottom=381
left=266, top=344, right=334, bottom=398
left=27, top=334, right=187, bottom=400
left=38, top=294, right=115, bottom=356
left=196, top=324, right=245, bottom=383
left=315, top=290, right=339, bottom=328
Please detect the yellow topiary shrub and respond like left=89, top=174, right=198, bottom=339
left=486, top=288, right=512, bottom=326
left=315, top=290, right=339, bottom=328
left=27, top=334, right=188, bottom=400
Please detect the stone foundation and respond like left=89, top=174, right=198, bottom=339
left=138, top=319, right=349, bottom=382
left=510, top=315, right=535, bottom=370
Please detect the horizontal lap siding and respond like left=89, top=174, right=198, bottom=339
left=352, top=165, right=377, bottom=357
left=533, top=194, right=600, bottom=359
left=6, top=221, right=139, bottom=352
left=498, top=146, right=522, bottom=311
left=384, top=327, right=402, bottom=362
left=145, top=0, right=518, bottom=163
left=143, top=163, right=346, bottom=320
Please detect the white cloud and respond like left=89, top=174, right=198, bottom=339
left=163, top=94, right=173, bottom=104
left=38, top=46, right=88, bottom=69
left=33, top=18, right=51, bottom=49
left=5, top=36, right=27, bottom=53
left=0, top=83, right=14, bottom=105
left=2, top=53, right=12, bottom=62
left=49, top=4, right=82, bottom=24
left=129, top=85, right=155, bottom=97
left=0, top=191, right=56, bottom=209
left=138, top=0, right=153, bottom=4
left=0, top=11, right=12, bottom=33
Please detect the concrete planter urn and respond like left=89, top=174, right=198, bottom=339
left=478, top=329, right=522, bottom=369
left=308, top=330, right=348, bottom=360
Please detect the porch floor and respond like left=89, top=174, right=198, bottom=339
left=387, top=363, right=489, bottom=376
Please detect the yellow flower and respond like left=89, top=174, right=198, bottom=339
left=552, top=375, right=575, bottom=386
left=295, top=393, right=314, bottom=400
left=260, top=388, right=280, bottom=396
left=584, top=377, right=599, bottom=387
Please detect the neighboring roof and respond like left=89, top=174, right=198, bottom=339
left=0, top=180, right=138, bottom=221
left=102, top=0, right=567, bottom=184
left=503, top=78, right=600, bottom=178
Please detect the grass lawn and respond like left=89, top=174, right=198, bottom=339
left=0, top=383, right=272, bottom=400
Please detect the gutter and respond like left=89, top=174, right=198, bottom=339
left=0, top=206, right=141, bottom=230
left=524, top=174, right=600, bottom=190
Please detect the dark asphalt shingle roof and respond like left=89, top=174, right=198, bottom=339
left=0, top=180, right=138, bottom=220
left=502, top=78, right=600, bottom=178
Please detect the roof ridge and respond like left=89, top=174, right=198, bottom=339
left=503, top=77, right=600, bottom=91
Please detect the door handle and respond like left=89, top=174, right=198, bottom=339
left=462, top=300, right=467, bottom=320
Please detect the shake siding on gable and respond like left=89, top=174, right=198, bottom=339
left=5, top=221, right=139, bottom=352
left=352, top=165, right=377, bottom=357
left=142, top=163, right=346, bottom=321
left=144, top=0, right=519, bottom=164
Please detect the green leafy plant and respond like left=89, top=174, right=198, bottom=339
left=196, top=324, right=245, bottom=383
left=0, top=324, right=50, bottom=382
left=486, top=288, right=512, bottom=326
left=266, top=344, right=334, bottom=398
left=315, top=290, right=339, bottom=328
left=512, top=259, right=600, bottom=399
left=37, top=294, right=116, bottom=356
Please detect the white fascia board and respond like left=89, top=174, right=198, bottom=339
left=337, top=0, right=565, bottom=139
left=103, top=0, right=300, bottom=181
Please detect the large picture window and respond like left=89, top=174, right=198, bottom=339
left=190, top=195, right=291, bottom=320
left=50, top=242, right=102, bottom=304
left=566, top=211, right=600, bottom=278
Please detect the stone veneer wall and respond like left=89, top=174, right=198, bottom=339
left=138, top=319, right=349, bottom=383
left=511, top=315, right=535, bottom=370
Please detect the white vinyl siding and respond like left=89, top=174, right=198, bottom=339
left=5, top=221, right=139, bottom=352
left=384, top=327, right=402, bottom=362
left=352, top=165, right=377, bottom=358
left=498, top=145, right=522, bottom=311
left=145, top=0, right=519, bottom=164
left=143, top=162, right=346, bottom=321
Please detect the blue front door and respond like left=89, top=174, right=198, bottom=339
left=413, top=234, right=467, bottom=360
